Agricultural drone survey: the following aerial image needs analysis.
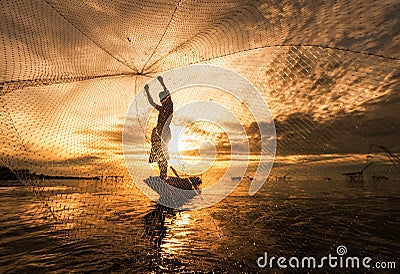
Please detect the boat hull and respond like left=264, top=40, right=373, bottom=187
left=144, top=176, right=202, bottom=208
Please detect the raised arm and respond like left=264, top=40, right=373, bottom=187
left=157, top=76, right=169, bottom=93
left=144, top=84, right=161, bottom=110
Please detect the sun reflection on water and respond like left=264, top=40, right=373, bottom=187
left=160, top=211, right=192, bottom=257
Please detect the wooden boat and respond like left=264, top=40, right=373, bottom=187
left=144, top=176, right=202, bottom=208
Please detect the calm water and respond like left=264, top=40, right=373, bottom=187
left=1, top=174, right=399, bottom=273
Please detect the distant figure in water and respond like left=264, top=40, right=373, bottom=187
left=145, top=76, right=173, bottom=180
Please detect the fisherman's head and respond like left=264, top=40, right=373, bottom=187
left=159, top=90, right=170, bottom=103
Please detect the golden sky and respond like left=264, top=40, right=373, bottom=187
left=1, top=0, right=399, bottom=176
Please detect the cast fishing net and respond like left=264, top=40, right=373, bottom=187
left=1, top=0, right=399, bottom=272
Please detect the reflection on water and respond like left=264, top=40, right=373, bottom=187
left=1, top=169, right=399, bottom=272
left=143, top=205, right=194, bottom=272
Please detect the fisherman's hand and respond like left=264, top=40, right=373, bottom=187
left=157, top=76, right=164, bottom=85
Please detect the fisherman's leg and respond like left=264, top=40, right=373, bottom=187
left=149, top=128, right=160, bottom=163
left=158, top=159, right=168, bottom=180
left=161, top=130, right=171, bottom=161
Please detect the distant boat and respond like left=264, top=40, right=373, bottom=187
left=372, top=175, right=389, bottom=181
left=342, top=162, right=373, bottom=186
left=231, top=176, right=253, bottom=181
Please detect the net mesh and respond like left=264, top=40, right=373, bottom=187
left=1, top=0, right=399, bottom=272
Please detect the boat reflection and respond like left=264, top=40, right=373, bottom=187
left=144, top=204, right=194, bottom=263
left=144, top=204, right=174, bottom=250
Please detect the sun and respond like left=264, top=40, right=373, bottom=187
left=168, top=125, right=192, bottom=155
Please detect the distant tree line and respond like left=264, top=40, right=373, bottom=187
left=0, top=166, right=99, bottom=181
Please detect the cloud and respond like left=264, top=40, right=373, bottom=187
left=270, top=92, right=400, bottom=155
left=2, top=0, right=399, bottom=169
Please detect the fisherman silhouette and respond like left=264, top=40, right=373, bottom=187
left=145, top=76, right=173, bottom=180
